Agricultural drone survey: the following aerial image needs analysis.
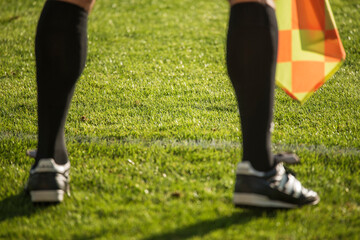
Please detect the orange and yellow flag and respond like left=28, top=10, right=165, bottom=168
left=275, top=0, right=346, bottom=103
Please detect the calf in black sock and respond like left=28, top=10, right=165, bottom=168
left=226, top=3, right=278, bottom=172
left=35, top=0, right=88, bottom=166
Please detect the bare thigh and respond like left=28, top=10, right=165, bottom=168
left=55, top=0, right=96, bottom=12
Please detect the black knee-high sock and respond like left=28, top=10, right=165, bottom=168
left=226, top=3, right=278, bottom=172
left=35, top=0, right=88, bottom=165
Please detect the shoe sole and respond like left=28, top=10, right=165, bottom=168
left=30, top=190, right=65, bottom=203
left=234, top=193, right=299, bottom=209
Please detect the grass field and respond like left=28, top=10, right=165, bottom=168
left=1, top=0, right=360, bottom=239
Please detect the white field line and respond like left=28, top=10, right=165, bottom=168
left=1, top=131, right=360, bottom=156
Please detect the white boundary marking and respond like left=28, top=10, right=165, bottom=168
left=1, top=131, right=360, bottom=156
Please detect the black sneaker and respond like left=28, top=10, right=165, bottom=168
left=25, top=158, right=70, bottom=203
left=233, top=161, right=319, bottom=208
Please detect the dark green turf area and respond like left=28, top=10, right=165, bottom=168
left=1, top=0, right=359, bottom=239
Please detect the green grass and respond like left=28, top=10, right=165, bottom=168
left=1, top=0, right=360, bottom=239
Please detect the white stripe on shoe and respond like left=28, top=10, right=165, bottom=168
left=30, top=190, right=65, bottom=202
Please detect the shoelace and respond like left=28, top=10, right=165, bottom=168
left=269, top=163, right=303, bottom=198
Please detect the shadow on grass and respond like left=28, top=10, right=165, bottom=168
left=143, top=209, right=278, bottom=240
left=0, top=191, right=55, bottom=222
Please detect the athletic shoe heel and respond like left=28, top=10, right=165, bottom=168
left=25, top=158, right=70, bottom=203
left=30, top=190, right=65, bottom=202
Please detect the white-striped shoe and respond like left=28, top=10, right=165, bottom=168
left=233, top=161, right=319, bottom=208
left=25, top=158, right=70, bottom=203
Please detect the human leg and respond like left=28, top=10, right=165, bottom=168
left=226, top=2, right=276, bottom=172
left=226, top=2, right=319, bottom=208
left=27, top=0, right=95, bottom=202
left=35, top=0, right=93, bottom=166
